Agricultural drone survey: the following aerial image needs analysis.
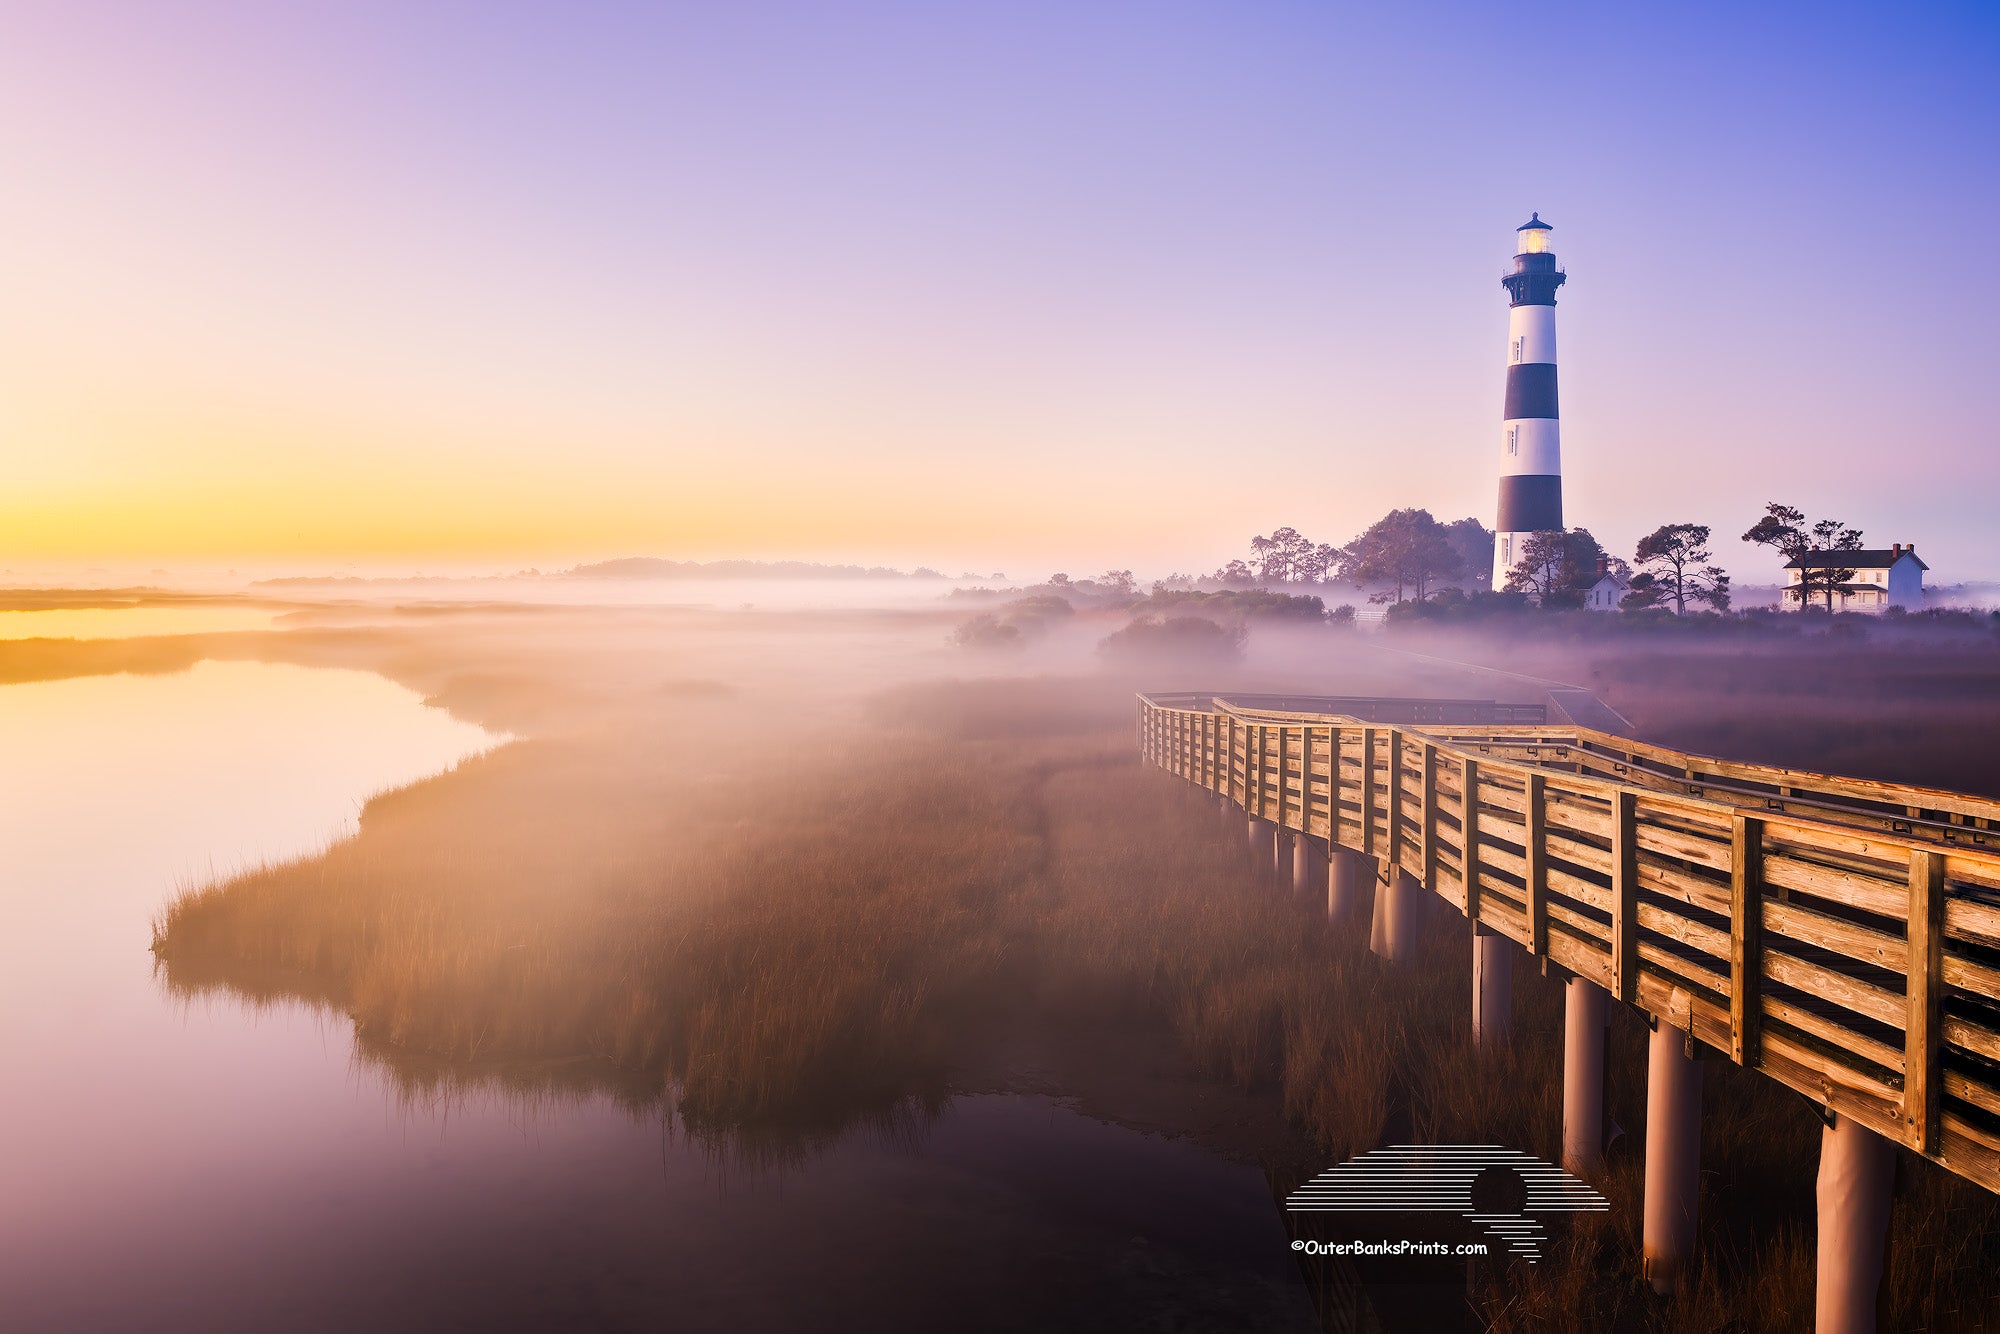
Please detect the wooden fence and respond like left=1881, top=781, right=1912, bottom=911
left=1138, top=693, right=2000, bottom=1197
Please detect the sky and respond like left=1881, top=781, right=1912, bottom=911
left=1, top=1, right=1995, bottom=583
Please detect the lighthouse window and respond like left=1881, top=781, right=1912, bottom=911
left=1511, top=337, right=1523, bottom=364
left=1508, top=426, right=1518, bottom=455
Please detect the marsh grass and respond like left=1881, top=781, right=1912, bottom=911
left=146, top=633, right=2000, bottom=1329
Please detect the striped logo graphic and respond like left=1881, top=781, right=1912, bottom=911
left=1285, top=1144, right=1608, bottom=1261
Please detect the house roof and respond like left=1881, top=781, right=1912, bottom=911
left=1783, top=549, right=1929, bottom=571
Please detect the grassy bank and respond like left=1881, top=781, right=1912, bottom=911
left=141, top=616, right=2000, bottom=1330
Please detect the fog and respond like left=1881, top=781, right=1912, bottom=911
left=9, top=573, right=2000, bottom=1329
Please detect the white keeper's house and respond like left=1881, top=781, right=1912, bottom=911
left=1783, top=543, right=1927, bottom=612
left=1583, top=561, right=1627, bottom=612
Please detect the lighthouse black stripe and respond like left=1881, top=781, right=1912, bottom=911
left=1503, top=363, right=1559, bottom=419
left=1496, top=475, right=1563, bottom=533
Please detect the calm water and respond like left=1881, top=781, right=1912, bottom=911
left=0, top=605, right=279, bottom=639
left=0, top=658, right=1314, bottom=1332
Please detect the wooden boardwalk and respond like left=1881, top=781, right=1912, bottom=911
left=1138, top=692, right=2000, bottom=1198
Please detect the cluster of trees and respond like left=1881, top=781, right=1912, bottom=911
left=1499, top=528, right=1616, bottom=607
left=1625, top=524, right=1731, bottom=614
left=1199, top=513, right=1495, bottom=601
left=950, top=594, right=1076, bottom=650
left=1495, top=501, right=1867, bottom=615
left=1136, top=497, right=1878, bottom=625
left=1497, top=523, right=1733, bottom=613
left=1143, top=588, right=1338, bottom=623
left=1742, top=503, right=1864, bottom=612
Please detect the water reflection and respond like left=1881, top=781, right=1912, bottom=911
left=0, top=604, right=279, bottom=639
left=0, top=658, right=1314, bottom=1332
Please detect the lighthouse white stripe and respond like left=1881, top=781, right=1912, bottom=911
left=1507, top=304, right=1557, bottom=365
left=1498, top=418, right=1561, bottom=476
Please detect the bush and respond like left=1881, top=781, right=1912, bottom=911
left=1096, top=615, right=1246, bottom=663
left=1139, top=588, right=1326, bottom=623
left=950, top=595, right=1075, bottom=651
left=951, top=614, right=1022, bottom=651
left=1001, top=594, right=1075, bottom=629
left=1381, top=588, right=1530, bottom=625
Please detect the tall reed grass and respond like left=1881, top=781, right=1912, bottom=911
left=151, top=645, right=2000, bottom=1329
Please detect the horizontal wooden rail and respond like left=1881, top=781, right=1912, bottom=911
left=1138, top=693, right=2000, bottom=1199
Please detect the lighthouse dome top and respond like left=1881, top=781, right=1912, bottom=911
left=1517, top=212, right=1552, bottom=231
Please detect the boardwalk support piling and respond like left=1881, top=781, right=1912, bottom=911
left=1472, top=924, right=1512, bottom=1049
left=1815, top=1113, right=1896, bottom=1334
left=1563, top=978, right=1609, bottom=1175
left=1247, top=816, right=1276, bottom=876
left=1371, top=868, right=1420, bottom=965
left=1642, top=1020, right=1704, bottom=1294
left=1328, top=849, right=1364, bottom=924
left=1292, top=834, right=1321, bottom=901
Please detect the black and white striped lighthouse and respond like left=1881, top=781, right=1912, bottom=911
left=1492, top=213, right=1566, bottom=590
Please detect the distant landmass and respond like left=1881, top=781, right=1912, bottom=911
left=254, top=560, right=1007, bottom=587
left=561, top=558, right=1001, bottom=581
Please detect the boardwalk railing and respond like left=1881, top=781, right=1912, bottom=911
left=1138, top=692, right=2000, bottom=1198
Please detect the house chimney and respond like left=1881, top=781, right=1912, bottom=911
left=1596, top=554, right=1609, bottom=579
left=1892, top=543, right=1903, bottom=556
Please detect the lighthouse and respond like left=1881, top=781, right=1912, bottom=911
left=1492, top=213, right=1566, bottom=591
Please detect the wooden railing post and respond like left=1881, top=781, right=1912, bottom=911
left=1332, top=726, right=1347, bottom=848
left=1300, top=727, right=1315, bottom=837
left=1464, top=757, right=1481, bottom=920
left=1421, top=740, right=1438, bottom=892
left=1729, top=814, right=1764, bottom=1067
left=1255, top=725, right=1268, bottom=820
left=1277, top=726, right=1290, bottom=830
left=1387, top=729, right=1405, bottom=870
left=1361, top=728, right=1378, bottom=860
left=1906, top=848, right=1945, bottom=1152
left=1526, top=772, right=1548, bottom=956
left=1232, top=724, right=1248, bottom=808
left=1612, top=789, right=1638, bottom=1004
left=1216, top=720, right=1232, bottom=804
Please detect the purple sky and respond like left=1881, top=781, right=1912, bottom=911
left=2, top=2, right=1995, bottom=581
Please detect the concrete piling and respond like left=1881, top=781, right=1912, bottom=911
left=1247, top=816, right=1275, bottom=874
left=1472, top=924, right=1512, bottom=1049
left=1642, top=1021, right=1704, bottom=1294
left=1292, top=833, right=1322, bottom=902
left=1328, top=848, right=1364, bottom=924
left=1562, top=977, right=1609, bottom=1176
left=1370, top=867, right=1420, bottom=965
left=1815, top=1113, right=1896, bottom=1334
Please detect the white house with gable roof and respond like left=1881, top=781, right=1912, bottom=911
left=1782, top=544, right=1927, bottom=612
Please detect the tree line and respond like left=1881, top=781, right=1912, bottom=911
left=1205, top=500, right=1877, bottom=614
